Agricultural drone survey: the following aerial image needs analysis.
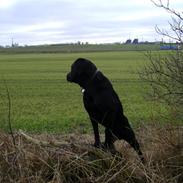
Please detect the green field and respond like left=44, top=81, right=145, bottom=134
left=0, top=51, right=168, bottom=133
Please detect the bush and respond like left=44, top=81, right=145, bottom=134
left=139, top=0, right=183, bottom=118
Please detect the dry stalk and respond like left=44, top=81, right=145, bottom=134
left=19, top=130, right=68, bottom=147
left=3, top=77, right=16, bottom=146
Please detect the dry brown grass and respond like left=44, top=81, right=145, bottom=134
left=0, top=124, right=182, bottom=183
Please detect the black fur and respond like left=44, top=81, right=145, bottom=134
left=67, top=58, right=144, bottom=161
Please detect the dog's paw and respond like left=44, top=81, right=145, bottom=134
left=93, top=142, right=102, bottom=148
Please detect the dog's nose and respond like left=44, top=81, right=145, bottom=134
left=67, top=73, right=72, bottom=82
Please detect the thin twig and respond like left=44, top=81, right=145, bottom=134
left=3, top=77, right=16, bottom=146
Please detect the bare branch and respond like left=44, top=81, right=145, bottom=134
left=152, top=0, right=183, bottom=43
left=151, top=0, right=183, bottom=20
left=139, top=49, right=183, bottom=110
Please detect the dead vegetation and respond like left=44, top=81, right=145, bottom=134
left=0, top=124, right=182, bottom=183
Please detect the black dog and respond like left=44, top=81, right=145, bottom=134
left=67, top=58, right=144, bottom=161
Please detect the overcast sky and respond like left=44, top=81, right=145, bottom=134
left=0, top=0, right=182, bottom=46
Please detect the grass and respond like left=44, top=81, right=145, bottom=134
left=0, top=49, right=182, bottom=182
left=0, top=123, right=182, bottom=183
left=0, top=51, right=169, bottom=133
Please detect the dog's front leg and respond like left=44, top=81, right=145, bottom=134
left=90, top=118, right=101, bottom=148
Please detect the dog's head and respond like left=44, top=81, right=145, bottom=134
left=67, top=58, right=98, bottom=87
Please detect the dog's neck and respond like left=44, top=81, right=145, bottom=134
left=90, top=69, right=99, bottom=82
left=81, top=69, right=99, bottom=93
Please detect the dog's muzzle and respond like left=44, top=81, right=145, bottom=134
left=66, top=73, right=72, bottom=82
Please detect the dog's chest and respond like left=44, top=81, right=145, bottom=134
left=83, top=92, right=96, bottom=109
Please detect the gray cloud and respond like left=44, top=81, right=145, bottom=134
left=0, top=0, right=182, bottom=45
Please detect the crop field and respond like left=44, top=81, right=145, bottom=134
left=0, top=51, right=168, bottom=133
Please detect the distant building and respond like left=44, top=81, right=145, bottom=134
left=125, top=39, right=132, bottom=44
left=160, top=45, right=178, bottom=50
left=132, top=39, right=138, bottom=44
left=11, top=38, right=19, bottom=48
left=12, top=43, right=19, bottom=47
